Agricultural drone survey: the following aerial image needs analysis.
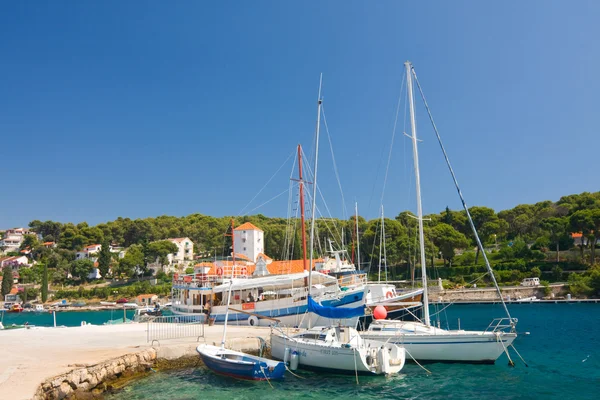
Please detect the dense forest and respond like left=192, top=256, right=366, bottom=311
left=3, top=191, right=600, bottom=298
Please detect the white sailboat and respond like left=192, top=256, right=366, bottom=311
left=361, top=61, right=518, bottom=364
left=271, top=75, right=406, bottom=376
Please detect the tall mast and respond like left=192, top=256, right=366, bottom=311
left=297, top=145, right=308, bottom=273
left=221, top=219, right=235, bottom=348
left=355, top=202, right=360, bottom=269
left=378, top=205, right=383, bottom=283
left=405, top=61, right=430, bottom=327
left=308, top=74, right=323, bottom=295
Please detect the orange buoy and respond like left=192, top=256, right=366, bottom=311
left=373, top=305, right=387, bottom=320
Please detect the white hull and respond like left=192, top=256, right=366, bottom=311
left=362, top=321, right=516, bottom=363
left=271, top=327, right=405, bottom=375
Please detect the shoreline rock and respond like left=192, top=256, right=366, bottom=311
left=34, top=349, right=157, bottom=400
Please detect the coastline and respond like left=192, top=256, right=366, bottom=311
left=0, top=323, right=270, bottom=400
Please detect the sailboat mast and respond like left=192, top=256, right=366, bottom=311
left=308, top=74, right=323, bottom=294
left=298, top=144, right=308, bottom=273
left=405, top=61, right=430, bottom=327
left=355, top=202, right=360, bottom=269
left=378, top=205, right=384, bottom=282
left=221, top=219, right=236, bottom=348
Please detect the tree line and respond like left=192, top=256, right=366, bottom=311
left=2, top=190, right=599, bottom=296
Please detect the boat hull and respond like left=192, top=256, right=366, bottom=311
left=174, top=288, right=365, bottom=328
left=271, top=332, right=374, bottom=374
left=197, top=345, right=285, bottom=380
left=361, top=329, right=517, bottom=363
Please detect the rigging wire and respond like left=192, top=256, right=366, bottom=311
left=321, top=104, right=348, bottom=220
left=237, top=149, right=295, bottom=216
left=411, top=67, right=513, bottom=322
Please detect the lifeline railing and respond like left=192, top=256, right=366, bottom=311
left=484, top=317, right=518, bottom=334
left=146, top=314, right=205, bottom=343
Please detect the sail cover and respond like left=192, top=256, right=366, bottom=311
left=307, top=296, right=365, bottom=319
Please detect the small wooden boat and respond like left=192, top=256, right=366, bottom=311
left=8, top=304, right=23, bottom=313
left=197, top=344, right=285, bottom=380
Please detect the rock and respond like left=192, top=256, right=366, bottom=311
left=58, top=382, right=72, bottom=398
left=51, top=377, right=64, bottom=388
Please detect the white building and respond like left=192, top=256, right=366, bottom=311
left=76, top=244, right=102, bottom=260
left=167, top=237, right=194, bottom=268
left=233, top=222, right=264, bottom=263
left=0, top=255, right=29, bottom=270
left=0, top=228, right=32, bottom=253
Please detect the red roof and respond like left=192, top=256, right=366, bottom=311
left=571, top=233, right=583, bottom=238
left=234, top=222, right=263, bottom=232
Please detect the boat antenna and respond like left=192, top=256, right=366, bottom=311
left=378, top=205, right=384, bottom=282
left=405, top=61, right=431, bottom=327
left=220, top=219, right=236, bottom=349
left=410, top=66, right=513, bottom=323
left=308, top=73, right=323, bottom=303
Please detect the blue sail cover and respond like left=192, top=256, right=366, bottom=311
left=307, top=296, right=365, bottom=319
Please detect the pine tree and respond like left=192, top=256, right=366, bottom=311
left=98, top=240, right=112, bottom=278
left=1, top=266, right=13, bottom=298
left=41, top=264, right=48, bottom=302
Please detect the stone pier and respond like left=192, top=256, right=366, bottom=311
left=0, top=323, right=271, bottom=400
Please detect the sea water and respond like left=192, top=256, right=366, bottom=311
left=0, top=309, right=137, bottom=326
left=105, top=303, right=599, bottom=400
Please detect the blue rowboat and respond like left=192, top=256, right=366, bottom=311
left=196, top=344, right=285, bottom=381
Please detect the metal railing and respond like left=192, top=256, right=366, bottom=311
left=146, top=314, right=205, bottom=342
left=484, top=317, right=518, bottom=334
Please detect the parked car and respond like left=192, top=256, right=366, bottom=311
left=116, top=298, right=128, bottom=304
left=520, top=277, right=540, bottom=287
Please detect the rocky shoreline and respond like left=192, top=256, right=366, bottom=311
left=32, top=336, right=265, bottom=400
left=34, top=349, right=157, bottom=399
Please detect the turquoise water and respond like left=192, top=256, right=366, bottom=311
left=0, top=309, right=137, bottom=326
left=106, top=303, right=599, bottom=400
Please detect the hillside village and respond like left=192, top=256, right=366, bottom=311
left=2, top=191, right=600, bottom=303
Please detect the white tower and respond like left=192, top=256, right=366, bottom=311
left=233, top=222, right=264, bottom=262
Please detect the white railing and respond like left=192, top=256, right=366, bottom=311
left=484, top=317, right=518, bottom=333
left=146, top=315, right=205, bottom=343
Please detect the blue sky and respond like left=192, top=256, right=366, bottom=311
left=1, top=1, right=598, bottom=228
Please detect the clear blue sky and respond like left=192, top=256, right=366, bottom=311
left=1, top=1, right=598, bottom=229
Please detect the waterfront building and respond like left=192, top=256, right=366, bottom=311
left=233, top=222, right=264, bottom=263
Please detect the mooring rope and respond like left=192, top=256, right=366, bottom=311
left=404, top=348, right=432, bottom=374
left=509, top=344, right=529, bottom=367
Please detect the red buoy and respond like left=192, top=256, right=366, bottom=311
left=373, top=305, right=387, bottom=320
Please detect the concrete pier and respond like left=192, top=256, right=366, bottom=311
left=0, top=323, right=271, bottom=400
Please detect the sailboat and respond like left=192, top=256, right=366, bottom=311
left=270, top=76, right=406, bottom=376
left=197, top=220, right=286, bottom=380
left=360, top=61, right=518, bottom=364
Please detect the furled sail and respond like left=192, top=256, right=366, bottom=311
left=307, top=295, right=365, bottom=319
